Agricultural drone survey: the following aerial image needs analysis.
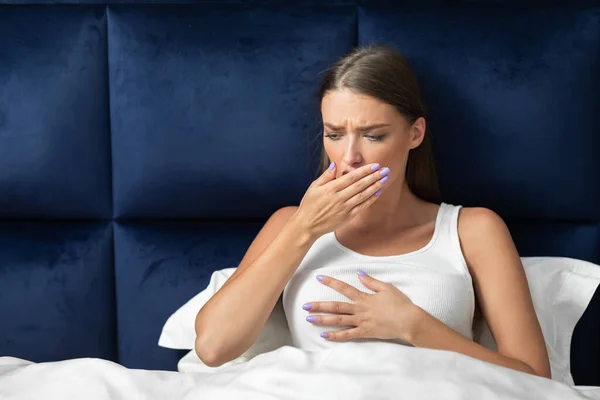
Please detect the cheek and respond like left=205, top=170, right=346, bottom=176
left=375, top=144, right=410, bottom=176
left=323, top=141, right=342, bottom=161
left=370, top=145, right=398, bottom=166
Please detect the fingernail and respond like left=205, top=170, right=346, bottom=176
left=302, top=303, right=312, bottom=311
left=316, top=275, right=324, bottom=281
left=320, top=332, right=329, bottom=338
left=306, top=316, right=316, bottom=323
left=328, top=162, right=335, bottom=170
left=380, top=176, right=389, bottom=184
left=380, top=167, right=390, bottom=176
left=370, top=163, right=381, bottom=171
left=357, top=269, right=366, bottom=276
left=374, top=189, right=382, bottom=196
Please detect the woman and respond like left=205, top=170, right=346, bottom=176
left=194, top=45, right=551, bottom=379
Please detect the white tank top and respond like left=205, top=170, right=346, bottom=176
left=282, top=202, right=475, bottom=351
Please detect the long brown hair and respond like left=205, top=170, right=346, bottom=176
left=317, top=45, right=440, bottom=203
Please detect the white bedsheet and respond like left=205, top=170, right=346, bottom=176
left=1, top=342, right=599, bottom=400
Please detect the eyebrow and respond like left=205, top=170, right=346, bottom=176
left=323, top=123, right=391, bottom=133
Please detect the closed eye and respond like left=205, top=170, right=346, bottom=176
left=324, top=133, right=342, bottom=141
left=324, top=133, right=387, bottom=142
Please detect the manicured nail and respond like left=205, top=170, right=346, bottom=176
left=306, top=316, right=317, bottom=323
left=380, top=176, right=389, bottom=184
left=302, top=303, right=312, bottom=311
left=320, top=332, right=329, bottom=338
left=328, top=162, right=335, bottom=170
left=374, top=189, right=382, bottom=196
left=316, top=275, right=324, bottom=281
left=370, top=163, right=381, bottom=171
left=357, top=269, right=366, bottom=276
left=380, top=167, right=390, bottom=176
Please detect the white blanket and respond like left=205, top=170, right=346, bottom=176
left=162, top=257, right=600, bottom=386
left=1, top=256, right=599, bottom=399
left=1, top=342, right=599, bottom=400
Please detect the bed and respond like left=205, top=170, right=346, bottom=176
left=0, top=0, right=599, bottom=398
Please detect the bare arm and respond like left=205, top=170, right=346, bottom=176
left=409, top=207, right=551, bottom=378
left=194, top=206, right=311, bottom=367
left=410, top=308, right=545, bottom=376
left=194, top=162, right=388, bottom=367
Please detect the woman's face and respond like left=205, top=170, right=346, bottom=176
left=321, top=89, right=425, bottom=184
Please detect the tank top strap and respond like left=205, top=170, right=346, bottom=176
left=434, top=202, right=457, bottom=239
left=430, top=203, right=471, bottom=276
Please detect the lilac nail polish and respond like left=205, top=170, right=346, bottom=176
left=380, top=176, right=389, bottom=184
left=370, top=163, right=381, bottom=171
left=306, top=316, right=316, bottom=323
left=357, top=269, right=366, bottom=276
left=328, top=161, right=335, bottom=170
left=320, top=332, right=329, bottom=338
left=380, top=167, right=390, bottom=176
left=316, top=275, right=324, bottom=281
left=302, top=303, right=312, bottom=311
left=374, top=189, right=382, bottom=196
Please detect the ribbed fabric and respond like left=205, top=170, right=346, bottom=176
left=282, top=203, right=475, bottom=351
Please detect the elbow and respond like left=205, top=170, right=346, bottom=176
left=194, top=335, right=227, bottom=368
left=531, top=367, right=552, bottom=380
left=535, top=366, right=552, bottom=380
left=194, top=314, right=230, bottom=368
left=194, top=314, right=226, bottom=368
left=195, top=310, right=244, bottom=368
left=528, top=356, right=552, bottom=379
left=542, top=371, right=552, bottom=380
left=521, top=361, right=551, bottom=379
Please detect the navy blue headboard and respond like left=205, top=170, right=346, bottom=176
left=1, top=0, right=598, bottom=377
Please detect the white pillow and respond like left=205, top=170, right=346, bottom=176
left=159, top=268, right=235, bottom=350
left=158, top=268, right=292, bottom=373
left=159, top=257, right=600, bottom=383
left=474, top=257, right=600, bottom=385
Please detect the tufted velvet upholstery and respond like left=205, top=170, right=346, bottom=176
left=0, top=0, right=598, bottom=384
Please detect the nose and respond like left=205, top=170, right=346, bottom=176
left=342, top=137, right=363, bottom=167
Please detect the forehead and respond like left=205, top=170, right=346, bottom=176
left=320, top=89, right=399, bottom=123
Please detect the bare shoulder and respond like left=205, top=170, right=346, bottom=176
left=456, top=207, right=515, bottom=264
left=457, top=207, right=509, bottom=238
left=458, top=207, right=506, bottom=230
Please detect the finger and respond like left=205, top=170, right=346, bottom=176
left=316, top=275, right=366, bottom=301
left=338, top=166, right=390, bottom=202
left=304, top=301, right=354, bottom=315
left=310, top=161, right=336, bottom=188
left=344, top=173, right=387, bottom=210
left=326, top=163, right=381, bottom=193
left=320, top=328, right=363, bottom=341
left=306, top=314, right=356, bottom=327
left=346, top=185, right=383, bottom=218
left=357, top=270, right=390, bottom=293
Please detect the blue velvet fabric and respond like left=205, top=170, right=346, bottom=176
left=113, top=221, right=262, bottom=370
left=507, top=221, right=600, bottom=263
left=359, top=3, right=600, bottom=221
left=0, top=6, right=112, bottom=219
left=108, top=5, right=356, bottom=219
left=0, top=1, right=599, bottom=385
left=0, top=223, right=115, bottom=362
